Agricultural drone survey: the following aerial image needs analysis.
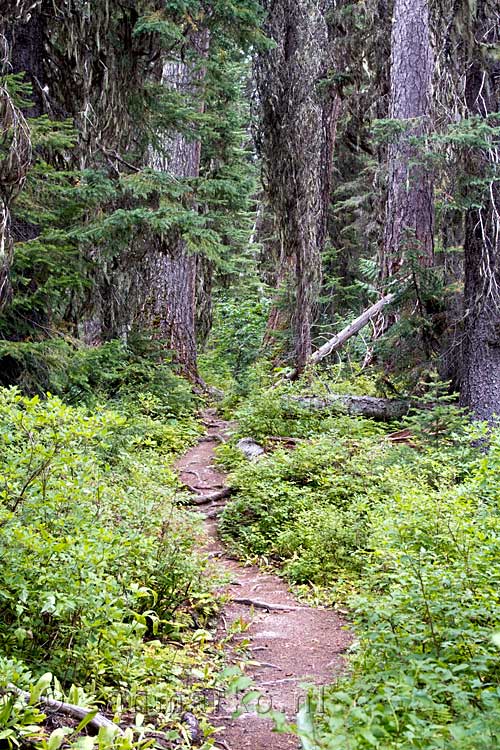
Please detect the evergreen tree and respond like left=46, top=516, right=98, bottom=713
left=256, top=0, right=338, bottom=373
left=460, top=0, right=500, bottom=421
left=0, top=1, right=263, bottom=381
left=382, top=0, right=434, bottom=278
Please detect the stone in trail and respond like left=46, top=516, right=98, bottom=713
left=176, top=409, right=352, bottom=750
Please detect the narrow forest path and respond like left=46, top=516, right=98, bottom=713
left=175, top=410, right=352, bottom=750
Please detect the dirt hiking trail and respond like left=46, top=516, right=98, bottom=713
left=176, top=409, right=352, bottom=750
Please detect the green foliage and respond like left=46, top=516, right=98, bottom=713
left=220, top=372, right=499, bottom=747
left=219, top=419, right=387, bottom=582
left=219, top=404, right=478, bottom=588
left=299, top=468, right=500, bottom=749
left=233, top=368, right=380, bottom=442
left=401, top=372, right=471, bottom=448
left=0, top=337, right=196, bottom=418
left=0, top=387, right=221, bottom=747
left=199, top=290, right=269, bottom=396
left=1, top=0, right=263, bottom=344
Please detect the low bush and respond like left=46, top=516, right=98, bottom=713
left=0, top=335, right=196, bottom=417
left=218, top=376, right=499, bottom=746
left=219, top=411, right=473, bottom=586
left=299, top=476, right=500, bottom=749
left=0, top=387, right=220, bottom=749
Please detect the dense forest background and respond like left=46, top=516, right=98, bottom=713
left=0, top=0, right=498, bottom=417
left=0, top=2, right=499, bottom=749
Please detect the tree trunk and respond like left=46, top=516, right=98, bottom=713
left=141, top=31, right=209, bottom=382
left=142, top=233, right=199, bottom=379
left=256, top=0, right=338, bottom=374
left=460, top=1, right=500, bottom=422
left=382, top=0, right=434, bottom=278
left=0, top=14, right=33, bottom=311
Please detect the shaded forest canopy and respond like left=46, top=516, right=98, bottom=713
left=0, top=0, right=498, bottom=417
left=0, top=1, right=499, bottom=749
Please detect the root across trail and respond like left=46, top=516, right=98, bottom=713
left=176, top=410, right=352, bottom=750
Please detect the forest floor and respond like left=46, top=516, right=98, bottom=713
left=175, top=409, right=352, bottom=750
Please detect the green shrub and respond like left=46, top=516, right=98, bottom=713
left=0, top=387, right=220, bottom=746
left=0, top=336, right=196, bottom=417
left=300, top=479, right=500, bottom=749
left=220, top=423, right=419, bottom=583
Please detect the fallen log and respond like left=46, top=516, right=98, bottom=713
left=288, top=292, right=396, bottom=379
left=285, top=394, right=411, bottom=421
left=5, top=684, right=123, bottom=735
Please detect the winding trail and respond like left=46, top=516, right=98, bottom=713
left=176, top=410, right=352, bottom=750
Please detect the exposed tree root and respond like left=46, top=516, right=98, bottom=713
left=190, top=488, right=233, bottom=505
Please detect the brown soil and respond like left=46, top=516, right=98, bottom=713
left=176, top=409, right=352, bottom=750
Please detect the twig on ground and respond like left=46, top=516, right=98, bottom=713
left=232, top=598, right=302, bottom=612
left=259, top=677, right=301, bottom=686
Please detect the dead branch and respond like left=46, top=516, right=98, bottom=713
left=232, top=598, right=302, bottom=612
left=288, top=292, right=396, bottom=379
left=5, top=685, right=123, bottom=735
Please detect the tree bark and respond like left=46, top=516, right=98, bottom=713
left=0, top=18, right=32, bottom=310
left=382, top=0, right=434, bottom=278
left=141, top=30, right=210, bottom=382
left=459, top=0, right=500, bottom=422
left=284, top=394, right=412, bottom=421
left=256, top=0, right=338, bottom=373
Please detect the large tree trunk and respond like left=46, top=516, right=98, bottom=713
left=460, top=1, right=500, bottom=422
left=141, top=30, right=209, bottom=382
left=0, top=10, right=33, bottom=310
left=256, top=0, right=338, bottom=374
left=382, top=0, right=434, bottom=278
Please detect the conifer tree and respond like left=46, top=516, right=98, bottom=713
left=256, top=0, right=338, bottom=373
left=0, top=1, right=263, bottom=379
left=382, top=0, right=434, bottom=278
left=460, top=0, right=500, bottom=421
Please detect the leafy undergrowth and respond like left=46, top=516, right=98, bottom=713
left=217, top=373, right=500, bottom=748
left=0, top=383, right=229, bottom=750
